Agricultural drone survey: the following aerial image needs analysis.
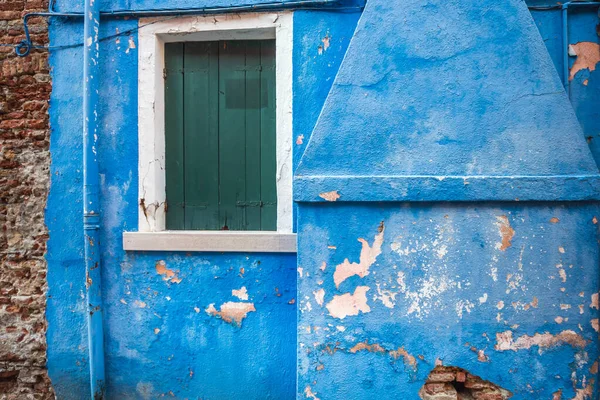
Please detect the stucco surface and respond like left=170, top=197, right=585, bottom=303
left=46, top=9, right=360, bottom=398
left=296, top=0, right=599, bottom=181
left=42, top=0, right=600, bottom=398
left=297, top=203, right=600, bottom=399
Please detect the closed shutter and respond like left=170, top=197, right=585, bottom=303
left=164, top=40, right=277, bottom=231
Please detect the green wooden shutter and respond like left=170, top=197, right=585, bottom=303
left=164, top=43, right=185, bottom=230
left=164, top=40, right=277, bottom=231
left=183, top=41, right=220, bottom=230
left=259, top=40, right=277, bottom=231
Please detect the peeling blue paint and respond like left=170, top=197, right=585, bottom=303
left=46, top=9, right=355, bottom=399
left=45, top=0, right=600, bottom=398
left=296, top=203, right=600, bottom=399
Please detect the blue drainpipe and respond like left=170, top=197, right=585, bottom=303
left=83, top=0, right=105, bottom=397
left=560, top=1, right=600, bottom=96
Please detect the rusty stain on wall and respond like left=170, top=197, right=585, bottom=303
left=568, top=42, right=600, bottom=81
left=333, top=222, right=384, bottom=288
left=205, top=302, right=256, bottom=327
left=494, top=330, right=587, bottom=352
left=347, top=340, right=417, bottom=370
left=155, top=260, right=182, bottom=284
left=552, top=389, right=562, bottom=400
left=495, top=215, right=515, bottom=251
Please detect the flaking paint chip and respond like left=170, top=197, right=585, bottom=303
left=333, top=222, right=384, bottom=288
left=495, top=216, right=514, bottom=251
left=232, top=287, right=249, bottom=301
left=326, top=286, right=371, bottom=319
left=205, top=302, right=256, bottom=327
left=319, top=191, right=340, bottom=202
left=568, top=42, right=600, bottom=81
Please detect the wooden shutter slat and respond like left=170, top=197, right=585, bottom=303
left=164, top=42, right=186, bottom=230
left=245, top=41, right=263, bottom=231
left=218, top=41, right=248, bottom=230
left=183, top=41, right=220, bottom=230
left=260, top=40, right=277, bottom=231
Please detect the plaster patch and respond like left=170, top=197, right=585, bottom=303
left=389, top=347, right=417, bottom=370
left=568, top=42, right=600, bottom=81
left=591, top=293, right=599, bottom=310
left=494, top=330, right=587, bottom=352
left=205, top=302, right=256, bottom=327
left=313, top=289, right=325, bottom=307
left=126, top=36, right=136, bottom=54
left=476, top=349, right=489, bottom=362
left=326, top=286, right=371, bottom=319
left=333, top=222, right=384, bottom=288
left=375, top=283, right=397, bottom=308
left=348, top=341, right=417, bottom=369
left=304, top=385, right=320, bottom=400
left=401, top=275, right=457, bottom=318
left=455, top=300, right=474, bottom=319
left=232, top=287, right=249, bottom=301
left=495, top=215, right=514, bottom=251
left=350, top=341, right=385, bottom=354
left=592, top=319, right=599, bottom=332
left=322, top=35, right=330, bottom=51
left=319, top=191, right=340, bottom=202
left=572, top=385, right=593, bottom=400
left=155, top=260, right=182, bottom=284
left=133, top=300, right=147, bottom=308
left=559, top=268, right=567, bottom=283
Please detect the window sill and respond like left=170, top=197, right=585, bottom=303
left=123, top=231, right=297, bottom=253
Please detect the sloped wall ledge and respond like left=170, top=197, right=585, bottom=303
left=293, top=175, right=600, bottom=202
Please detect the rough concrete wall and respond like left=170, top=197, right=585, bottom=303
left=0, top=1, right=53, bottom=398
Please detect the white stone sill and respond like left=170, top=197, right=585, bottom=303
left=123, top=231, right=297, bottom=253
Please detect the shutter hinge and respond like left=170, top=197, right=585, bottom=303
left=163, top=68, right=167, bottom=80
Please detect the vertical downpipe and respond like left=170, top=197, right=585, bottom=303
left=83, top=0, right=105, bottom=398
left=562, top=3, right=570, bottom=94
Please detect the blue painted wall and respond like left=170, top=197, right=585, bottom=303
left=295, top=0, right=600, bottom=399
left=51, top=0, right=337, bottom=13
left=46, top=6, right=361, bottom=399
left=296, top=203, right=600, bottom=398
left=45, top=0, right=600, bottom=398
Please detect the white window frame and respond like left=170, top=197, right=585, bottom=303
left=124, top=12, right=296, bottom=253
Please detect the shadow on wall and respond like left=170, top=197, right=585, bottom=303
left=419, top=366, right=512, bottom=400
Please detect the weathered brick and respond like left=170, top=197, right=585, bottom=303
left=0, top=0, right=52, bottom=398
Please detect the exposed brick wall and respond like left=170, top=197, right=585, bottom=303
left=419, top=366, right=512, bottom=400
left=0, top=0, right=53, bottom=398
